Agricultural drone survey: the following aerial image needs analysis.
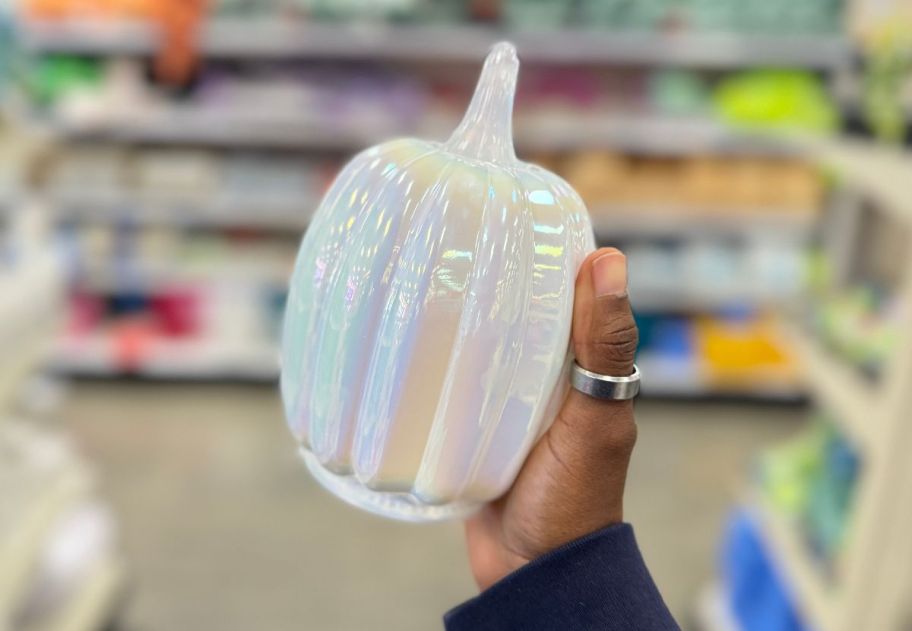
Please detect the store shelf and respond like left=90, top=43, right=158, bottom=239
left=21, top=19, right=156, bottom=56
left=811, top=140, right=912, bottom=227
left=22, top=19, right=852, bottom=70
left=591, top=207, right=817, bottom=240
left=26, top=556, right=124, bottom=631
left=52, top=194, right=315, bottom=232
left=52, top=195, right=815, bottom=238
left=0, top=466, right=94, bottom=622
left=0, top=253, right=64, bottom=407
left=0, top=328, right=54, bottom=412
left=53, top=335, right=279, bottom=381
left=637, top=355, right=804, bottom=402
left=746, top=497, right=835, bottom=631
left=786, top=325, right=878, bottom=452
left=53, top=113, right=793, bottom=157
left=643, top=379, right=802, bottom=401
left=78, top=262, right=289, bottom=295
left=0, top=253, right=63, bottom=335
left=632, top=288, right=798, bottom=312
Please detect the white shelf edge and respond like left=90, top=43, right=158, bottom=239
left=21, top=19, right=852, bottom=70
left=591, top=206, right=817, bottom=239
left=785, top=324, right=878, bottom=452
left=0, top=329, right=55, bottom=412
left=51, top=196, right=314, bottom=231
left=632, top=289, right=799, bottom=312
left=0, top=253, right=63, bottom=333
left=51, top=115, right=796, bottom=157
left=643, top=380, right=804, bottom=401
left=52, top=337, right=280, bottom=382
left=810, top=140, right=912, bottom=227
left=695, top=583, right=742, bottom=631
left=0, top=468, right=94, bottom=622
left=745, top=496, right=835, bottom=631
left=29, top=556, right=125, bottom=631
left=50, top=195, right=816, bottom=237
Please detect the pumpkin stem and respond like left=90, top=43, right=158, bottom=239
left=445, top=42, right=519, bottom=163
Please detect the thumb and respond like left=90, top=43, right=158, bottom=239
left=549, top=247, right=639, bottom=468
left=572, top=248, right=638, bottom=378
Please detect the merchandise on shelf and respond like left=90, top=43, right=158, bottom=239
left=625, top=240, right=806, bottom=305
left=561, top=152, right=823, bottom=210
left=0, top=3, right=17, bottom=101
left=696, top=311, right=799, bottom=388
left=635, top=310, right=800, bottom=397
left=720, top=510, right=807, bottom=631
left=27, top=56, right=103, bottom=107
left=714, top=70, right=839, bottom=134
left=23, top=46, right=835, bottom=161
left=0, top=420, right=123, bottom=630
left=42, top=146, right=334, bottom=222
left=756, top=418, right=860, bottom=570
left=811, top=286, right=904, bottom=376
left=559, top=0, right=843, bottom=33
left=502, top=0, right=574, bottom=29
left=55, top=225, right=292, bottom=378
left=862, top=18, right=912, bottom=142
left=25, top=0, right=162, bottom=20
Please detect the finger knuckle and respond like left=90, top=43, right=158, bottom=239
left=613, top=421, right=638, bottom=453
left=597, top=316, right=639, bottom=344
left=597, top=420, right=638, bottom=458
left=557, top=403, right=638, bottom=457
left=589, top=319, right=639, bottom=359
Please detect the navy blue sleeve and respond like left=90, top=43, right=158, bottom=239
left=445, top=524, right=680, bottom=631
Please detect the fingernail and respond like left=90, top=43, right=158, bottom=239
left=592, top=252, right=627, bottom=297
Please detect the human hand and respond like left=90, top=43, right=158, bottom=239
left=465, top=247, right=639, bottom=591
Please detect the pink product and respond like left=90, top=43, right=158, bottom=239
left=149, top=287, right=203, bottom=337
left=516, top=69, right=603, bottom=109
left=66, top=292, right=105, bottom=335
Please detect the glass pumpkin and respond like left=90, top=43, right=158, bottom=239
left=281, top=42, right=596, bottom=522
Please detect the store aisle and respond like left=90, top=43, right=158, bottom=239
left=61, top=383, right=803, bottom=631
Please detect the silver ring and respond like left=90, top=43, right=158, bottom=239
left=571, top=362, right=641, bottom=401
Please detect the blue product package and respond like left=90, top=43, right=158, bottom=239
left=721, top=509, right=808, bottom=631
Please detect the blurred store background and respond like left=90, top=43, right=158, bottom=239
left=1, top=0, right=911, bottom=630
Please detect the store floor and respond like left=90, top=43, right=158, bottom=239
left=61, top=382, right=804, bottom=631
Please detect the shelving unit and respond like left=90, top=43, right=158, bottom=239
left=785, top=324, right=877, bottom=453
left=591, top=207, right=817, bottom=240
left=20, top=19, right=853, bottom=70
left=41, top=558, right=123, bottom=631
left=14, top=10, right=827, bottom=398
left=745, top=493, right=835, bottom=631
left=54, top=113, right=793, bottom=157
left=0, top=190, right=124, bottom=630
left=0, top=463, right=93, bottom=622
left=0, top=250, right=62, bottom=407
left=27, top=557, right=125, bottom=631
left=53, top=334, right=279, bottom=381
left=0, top=424, right=125, bottom=631
left=708, top=141, right=912, bottom=630
left=51, top=194, right=315, bottom=231
left=50, top=195, right=813, bottom=239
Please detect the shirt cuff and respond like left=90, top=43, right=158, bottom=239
left=444, top=524, right=679, bottom=631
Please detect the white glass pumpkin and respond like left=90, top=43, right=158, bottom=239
left=281, top=42, right=595, bottom=522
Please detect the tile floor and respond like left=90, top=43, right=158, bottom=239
left=61, top=382, right=805, bottom=631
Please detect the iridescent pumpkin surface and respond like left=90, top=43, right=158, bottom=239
left=281, top=43, right=595, bottom=521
